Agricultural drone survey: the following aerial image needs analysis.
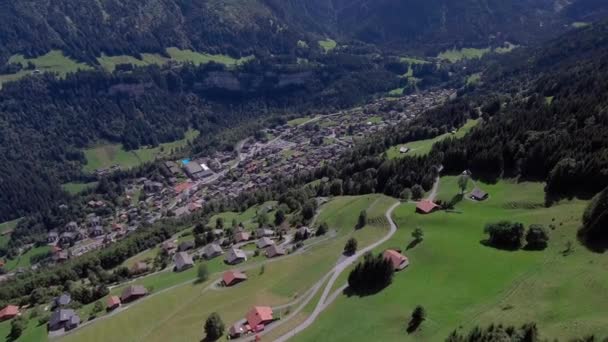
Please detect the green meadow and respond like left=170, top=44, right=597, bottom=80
left=3, top=245, right=51, bottom=272
left=61, top=182, right=99, bottom=195
left=438, top=43, right=519, bottom=62
left=386, top=119, right=480, bottom=159
left=0, top=218, right=20, bottom=249
left=319, top=39, right=337, bottom=52
left=82, top=129, right=198, bottom=173
left=58, top=194, right=395, bottom=342
left=294, top=179, right=606, bottom=341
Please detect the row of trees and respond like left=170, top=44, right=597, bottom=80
left=484, top=221, right=549, bottom=251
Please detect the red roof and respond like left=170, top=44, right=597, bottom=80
left=0, top=305, right=19, bottom=320
left=107, top=296, right=121, bottom=309
left=223, top=270, right=248, bottom=286
left=173, top=182, right=194, bottom=194
left=246, top=306, right=273, bottom=328
left=416, top=200, right=439, bottom=214
left=383, top=249, right=409, bottom=270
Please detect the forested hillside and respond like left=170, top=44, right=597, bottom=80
left=0, top=0, right=599, bottom=64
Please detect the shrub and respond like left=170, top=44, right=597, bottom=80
left=483, top=221, right=525, bottom=250
left=525, top=224, right=549, bottom=250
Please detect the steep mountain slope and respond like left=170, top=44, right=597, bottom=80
left=1, top=0, right=605, bottom=64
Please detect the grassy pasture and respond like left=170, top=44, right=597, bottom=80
left=438, top=47, right=491, bottom=62
left=0, top=218, right=20, bottom=249
left=61, top=182, right=99, bottom=195
left=4, top=245, right=51, bottom=272
left=386, top=119, right=480, bottom=159
left=58, top=195, right=395, bottom=342
left=293, top=179, right=606, bottom=342
left=82, top=129, right=198, bottom=173
left=207, top=201, right=278, bottom=230
left=319, top=39, right=337, bottom=52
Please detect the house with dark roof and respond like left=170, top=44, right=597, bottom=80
left=53, top=293, right=71, bottom=309
left=228, top=323, right=247, bottom=338
left=234, top=231, right=251, bottom=243
left=416, top=200, right=439, bottom=214
left=225, top=248, right=247, bottom=265
left=130, top=261, right=149, bottom=275
left=174, top=252, right=194, bottom=272
left=257, top=237, right=274, bottom=249
left=178, top=240, right=195, bottom=252
left=222, top=270, right=248, bottom=287
left=48, top=309, right=80, bottom=331
left=256, top=228, right=274, bottom=238
left=470, top=187, right=489, bottom=201
left=106, top=296, right=121, bottom=311
left=0, top=305, right=19, bottom=321
left=162, top=241, right=178, bottom=255
left=383, top=249, right=410, bottom=270
left=201, top=243, right=223, bottom=260
left=121, top=285, right=148, bottom=303
left=265, top=244, right=286, bottom=258
left=47, top=231, right=59, bottom=243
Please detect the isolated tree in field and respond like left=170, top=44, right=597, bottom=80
left=215, top=217, right=224, bottom=230
left=90, top=300, right=104, bottom=318
left=204, top=312, right=225, bottom=341
left=411, top=184, right=424, bottom=200
left=400, top=188, right=412, bottom=201
left=344, top=238, right=358, bottom=256
left=484, top=221, right=525, bottom=250
left=317, top=222, right=328, bottom=236
left=257, top=211, right=269, bottom=228
left=274, top=209, right=286, bottom=226
left=457, top=175, right=469, bottom=194
left=525, top=224, right=549, bottom=250
left=412, top=227, right=424, bottom=242
left=357, top=210, right=368, bottom=229
left=407, top=305, right=426, bottom=333
left=198, top=263, right=209, bottom=282
left=9, top=316, right=27, bottom=340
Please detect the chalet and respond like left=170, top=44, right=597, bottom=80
left=470, top=187, right=489, bottom=201
left=202, top=243, right=223, bottom=260
left=234, top=231, right=251, bottom=243
left=59, top=232, right=74, bottom=245
left=416, top=200, right=439, bottom=214
left=48, top=309, right=80, bottom=331
left=106, top=296, right=121, bottom=311
left=265, top=244, right=286, bottom=258
left=90, top=225, right=105, bottom=237
left=222, top=270, right=248, bottom=287
left=162, top=241, right=178, bottom=255
left=130, top=261, right=149, bottom=275
left=65, top=221, right=78, bottom=232
left=228, top=323, right=247, bottom=338
left=383, top=249, right=410, bottom=270
left=256, top=228, right=274, bottom=238
left=225, top=248, right=247, bottom=265
left=54, top=251, right=69, bottom=263
left=178, top=241, right=195, bottom=252
left=53, top=293, right=71, bottom=309
left=257, top=237, right=274, bottom=249
left=121, top=285, right=148, bottom=303
left=174, top=252, right=194, bottom=272
left=399, top=146, right=410, bottom=154
left=184, top=161, right=204, bottom=179
left=87, top=216, right=101, bottom=228
left=47, top=231, right=59, bottom=243
left=246, top=306, right=274, bottom=328
left=0, top=305, right=19, bottom=321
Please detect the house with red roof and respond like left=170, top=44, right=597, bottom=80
left=173, top=182, right=194, bottom=195
left=0, top=305, right=19, bottom=321
left=106, top=296, right=121, bottom=311
left=383, top=249, right=410, bottom=270
left=246, top=306, right=274, bottom=328
left=223, top=270, right=248, bottom=287
left=416, top=200, right=439, bottom=214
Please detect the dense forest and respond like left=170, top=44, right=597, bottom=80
left=0, top=0, right=594, bottom=64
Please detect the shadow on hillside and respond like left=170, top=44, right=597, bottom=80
left=578, top=229, right=608, bottom=254
left=479, top=240, right=521, bottom=252
left=406, top=239, right=422, bottom=250
left=343, top=284, right=390, bottom=298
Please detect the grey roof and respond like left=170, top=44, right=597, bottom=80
left=55, top=293, right=71, bottom=307
left=225, top=248, right=247, bottom=264
left=49, top=308, right=76, bottom=328
left=257, top=237, right=274, bottom=249
left=184, top=162, right=203, bottom=175
left=266, top=244, right=286, bottom=257
left=174, top=252, right=194, bottom=270
left=202, top=244, right=223, bottom=258
left=178, top=241, right=195, bottom=252
left=256, top=228, right=274, bottom=237
left=470, top=187, right=488, bottom=199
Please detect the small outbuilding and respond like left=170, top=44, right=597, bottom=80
left=470, top=187, right=489, bottom=201
left=383, top=249, right=410, bottom=270
left=265, top=244, right=286, bottom=258
left=121, top=285, right=148, bottom=303
left=225, top=248, right=247, bottom=265
left=174, top=252, right=194, bottom=272
left=106, top=296, right=121, bottom=311
left=416, top=200, right=439, bottom=214
left=202, top=243, right=223, bottom=260
left=257, top=237, right=274, bottom=249
left=223, top=270, right=248, bottom=287
left=246, top=306, right=274, bottom=328
left=0, top=305, right=19, bottom=321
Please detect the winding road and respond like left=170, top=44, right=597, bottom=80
left=272, top=200, right=401, bottom=342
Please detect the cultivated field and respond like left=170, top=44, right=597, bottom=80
left=386, top=119, right=480, bottom=159
left=292, top=179, right=608, bottom=341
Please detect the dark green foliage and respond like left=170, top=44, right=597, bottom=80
left=484, top=221, right=525, bottom=250
left=357, top=210, right=367, bottom=229
left=412, top=227, right=424, bottom=242
left=316, top=222, right=328, bottom=236
left=215, top=218, right=224, bottom=230
left=197, top=263, right=209, bottom=282
left=274, top=209, right=286, bottom=226
left=411, top=185, right=425, bottom=201
left=407, top=305, right=426, bottom=333
left=344, top=238, right=358, bottom=256
left=446, top=322, right=546, bottom=342
left=204, top=312, right=225, bottom=341
left=525, top=224, right=549, bottom=250
left=580, top=186, right=608, bottom=251
left=347, top=253, right=394, bottom=295
left=9, top=316, right=27, bottom=341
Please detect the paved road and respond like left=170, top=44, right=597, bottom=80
left=273, top=201, right=401, bottom=342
